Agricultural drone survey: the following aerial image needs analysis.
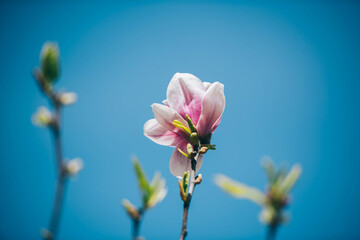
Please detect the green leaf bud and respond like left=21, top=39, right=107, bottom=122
left=40, top=42, right=60, bottom=83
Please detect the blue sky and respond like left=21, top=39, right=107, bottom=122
left=1, top=1, right=360, bottom=239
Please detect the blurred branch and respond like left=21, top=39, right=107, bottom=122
left=132, top=208, right=144, bottom=240
left=266, top=224, right=278, bottom=240
left=47, top=101, right=67, bottom=240
left=33, top=71, right=69, bottom=240
left=32, top=42, right=81, bottom=240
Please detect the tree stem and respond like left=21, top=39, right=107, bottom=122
left=48, top=173, right=67, bottom=239
left=34, top=71, right=69, bottom=240
left=132, top=219, right=140, bottom=240
left=132, top=208, right=143, bottom=240
left=44, top=103, right=68, bottom=240
left=266, top=225, right=278, bottom=240
left=179, top=150, right=199, bottom=240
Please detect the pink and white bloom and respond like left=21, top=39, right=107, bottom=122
left=144, top=73, right=225, bottom=177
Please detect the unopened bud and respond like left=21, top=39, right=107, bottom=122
left=178, top=180, right=187, bottom=202
left=59, top=92, right=77, bottom=105
left=40, top=42, right=60, bottom=83
left=32, top=106, right=52, bottom=127
left=190, top=133, right=198, bottom=145
left=122, top=199, right=140, bottom=220
left=66, top=158, right=83, bottom=176
left=199, top=147, right=208, bottom=154
left=195, top=174, right=203, bottom=185
left=186, top=143, right=193, bottom=155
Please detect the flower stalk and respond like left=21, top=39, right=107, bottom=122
left=179, top=128, right=202, bottom=240
left=143, top=73, right=225, bottom=239
left=179, top=155, right=198, bottom=240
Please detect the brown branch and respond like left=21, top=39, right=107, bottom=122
left=179, top=150, right=200, bottom=240
left=132, top=208, right=144, bottom=240
left=34, top=71, right=69, bottom=240
left=46, top=103, right=68, bottom=240
left=266, top=224, right=278, bottom=240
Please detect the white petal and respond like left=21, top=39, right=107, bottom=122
left=196, top=82, right=225, bottom=137
left=162, top=99, right=169, bottom=106
left=144, top=119, right=183, bottom=146
left=152, top=103, right=188, bottom=133
left=203, top=82, right=211, bottom=90
left=169, top=140, right=204, bottom=177
left=166, top=73, right=206, bottom=123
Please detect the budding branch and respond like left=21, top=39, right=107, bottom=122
left=34, top=71, right=68, bottom=240
left=179, top=148, right=201, bottom=240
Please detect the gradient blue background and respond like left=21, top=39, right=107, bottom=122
left=1, top=1, right=360, bottom=239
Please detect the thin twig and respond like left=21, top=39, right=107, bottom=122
left=46, top=102, right=68, bottom=240
left=179, top=150, right=200, bottom=240
left=132, top=218, right=140, bottom=240
left=132, top=208, right=144, bottom=240
left=266, top=224, right=278, bottom=240
left=34, top=71, right=69, bottom=240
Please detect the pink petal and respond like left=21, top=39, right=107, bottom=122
left=196, top=82, right=225, bottom=137
left=211, top=116, right=222, bottom=133
left=166, top=73, right=206, bottom=124
left=169, top=140, right=204, bottom=177
left=152, top=103, right=188, bottom=132
left=144, top=119, right=183, bottom=146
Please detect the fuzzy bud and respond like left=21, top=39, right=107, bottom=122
left=32, top=106, right=52, bottom=127
left=122, top=199, right=140, bottom=220
left=195, top=174, right=203, bottom=185
left=59, top=92, right=77, bottom=105
left=40, top=42, right=60, bottom=83
left=66, top=158, right=84, bottom=176
left=199, top=147, right=208, bottom=154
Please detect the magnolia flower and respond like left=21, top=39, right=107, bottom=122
left=144, top=73, right=225, bottom=177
